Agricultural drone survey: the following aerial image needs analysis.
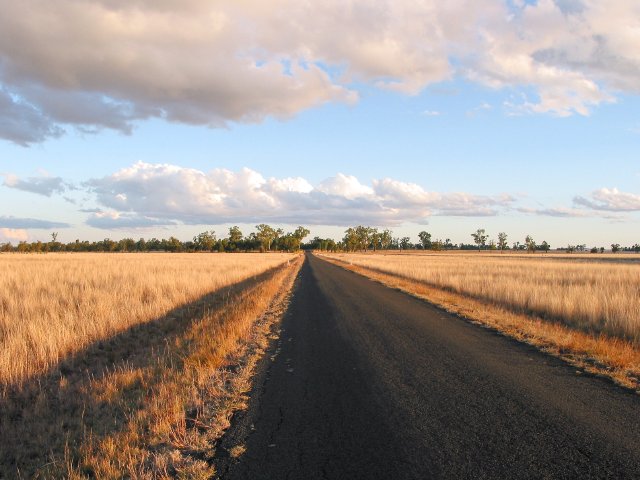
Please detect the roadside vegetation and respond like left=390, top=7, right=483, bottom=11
left=322, top=252, right=640, bottom=390
left=0, top=253, right=302, bottom=477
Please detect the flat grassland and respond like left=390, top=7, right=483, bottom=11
left=0, top=252, right=300, bottom=478
left=325, top=252, right=640, bottom=343
left=0, top=253, right=290, bottom=387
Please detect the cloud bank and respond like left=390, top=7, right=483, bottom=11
left=1, top=0, right=639, bottom=144
left=0, top=216, right=70, bottom=229
left=2, top=173, right=70, bottom=196
left=84, top=162, right=515, bottom=228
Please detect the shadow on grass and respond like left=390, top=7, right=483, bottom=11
left=0, top=266, right=280, bottom=478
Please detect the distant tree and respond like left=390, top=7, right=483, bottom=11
left=117, top=237, right=136, bottom=252
left=193, top=230, right=216, bottom=251
left=399, top=237, right=412, bottom=250
left=354, top=226, right=375, bottom=251
left=525, top=235, right=536, bottom=253
left=599, top=247, right=605, bottom=254
left=497, top=232, right=508, bottom=253
left=418, top=231, right=432, bottom=250
left=611, top=243, right=621, bottom=253
left=590, top=247, right=599, bottom=254
left=256, top=224, right=277, bottom=251
left=136, top=238, right=147, bottom=252
left=228, top=226, right=243, bottom=243
left=370, top=229, right=382, bottom=251
left=471, top=229, right=488, bottom=251
left=342, top=228, right=359, bottom=252
left=444, top=238, right=453, bottom=250
left=566, top=245, right=575, bottom=253
left=431, top=239, right=444, bottom=251
left=513, top=241, right=521, bottom=251
left=540, top=241, right=550, bottom=253
left=293, top=226, right=310, bottom=242
left=165, top=236, right=183, bottom=253
left=633, top=243, right=640, bottom=253
left=488, top=239, right=497, bottom=250
left=576, top=244, right=586, bottom=252
left=380, top=229, right=393, bottom=250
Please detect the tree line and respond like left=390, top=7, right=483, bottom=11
left=306, top=226, right=640, bottom=254
left=0, top=225, right=310, bottom=253
left=2, top=224, right=638, bottom=254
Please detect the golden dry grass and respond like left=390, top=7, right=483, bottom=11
left=0, top=253, right=302, bottom=478
left=323, top=252, right=640, bottom=343
left=0, top=252, right=291, bottom=387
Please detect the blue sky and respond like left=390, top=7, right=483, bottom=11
left=1, top=1, right=639, bottom=247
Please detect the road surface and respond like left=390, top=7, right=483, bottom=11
left=215, top=253, right=640, bottom=479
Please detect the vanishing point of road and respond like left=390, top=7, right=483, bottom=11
left=215, top=253, right=640, bottom=479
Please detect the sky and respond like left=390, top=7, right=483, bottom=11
left=0, top=0, right=639, bottom=248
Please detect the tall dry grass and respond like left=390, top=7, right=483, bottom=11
left=0, top=252, right=292, bottom=387
left=323, top=252, right=640, bottom=343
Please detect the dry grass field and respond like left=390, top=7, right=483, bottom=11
left=0, top=252, right=301, bottom=477
left=324, top=252, right=640, bottom=343
left=0, top=253, right=291, bottom=387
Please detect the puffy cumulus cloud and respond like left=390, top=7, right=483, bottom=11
left=0, top=215, right=70, bottom=229
left=574, top=188, right=640, bottom=211
left=1, top=0, right=640, bottom=144
left=2, top=172, right=70, bottom=196
left=0, top=228, right=28, bottom=242
left=85, top=161, right=514, bottom=226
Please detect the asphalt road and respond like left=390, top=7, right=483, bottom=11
left=215, top=253, right=640, bottom=479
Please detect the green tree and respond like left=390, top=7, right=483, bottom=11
left=497, top=232, right=508, bottom=253
left=540, top=240, right=550, bottom=253
left=399, top=237, right=412, bottom=250
left=342, top=228, right=359, bottom=252
left=380, top=229, right=393, bottom=250
left=193, top=230, right=216, bottom=251
left=418, top=231, right=432, bottom=250
left=525, top=235, right=536, bottom=253
left=228, top=226, right=243, bottom=243
left=611, top=243, right=621, bottom=253
left=256, top=224, right=277, bottom=251
left=293, top=226, right=310, bottom=241
left=471, top=229, right=488, bottom=251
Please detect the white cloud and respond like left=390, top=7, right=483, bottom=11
left=1, top=1, right=640, bottom=144
left=84, top=162, right=515, bottom=227
left=0, top=228, right=28, bottom=242
left=574, top=187, right=640, bottom=212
